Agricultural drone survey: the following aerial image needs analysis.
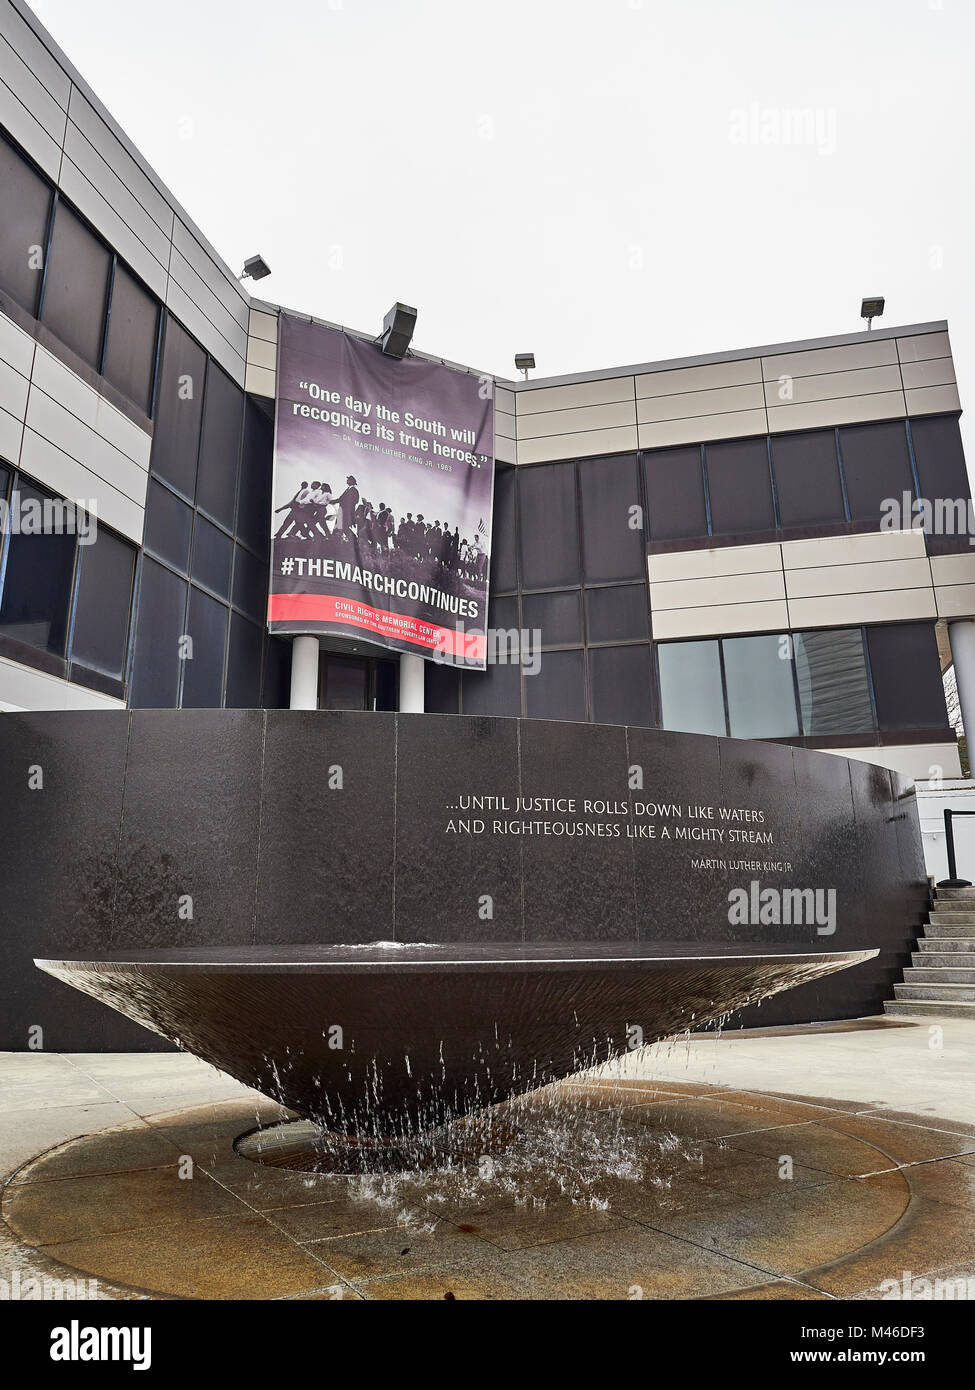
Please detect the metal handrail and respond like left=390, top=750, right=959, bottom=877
left=938, top=809, right=975, bottom=888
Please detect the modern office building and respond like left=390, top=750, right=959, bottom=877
left=0, top=0, right=972, bottom=785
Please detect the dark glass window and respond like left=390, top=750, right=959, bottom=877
left=150, top=317, right=206, bottom=499
left=143, top=480, right=193, bottom=572
left=722, top=633, right=800, bottom=739
left=40, top=202, right=111, bottom=369
left=657, top=640, right=725, bottom=736
left=585, top=584, right=649, bottom=644
left=321, top=654, right=368, bottom=710
left=129, top=558, right=187, bottom=707
left=261, top=633, right=292, bottom=708
left=910, top=415, right=970, bottom=518
left=771, top=430, right=846, bottom=527
left=425, top=660, right=461, bottom=714
left=0, top=480, right=76, bottom=655
left=196, top=363, right=243, bottom=529
left=525, top=648, right=585, bottom=722
left=793, top=629, right=874, bottom=736
left=578, top=454, right=644, bottom=582
left=839, top=421, right=914, bottom=522
left=190, top=515, right=233, bottom=600
left=462, top=661, right=521, bottom=717
left=644, top=446, right=707, bottom=541
left=232, top=544, right=268, bottom=623
left=518, top=463, right=580, bottom=589
left=237, top=400, right=273, bottom=554
left=487, top=594, right=518, bottom=635
left=867, top=622, right=948, bottom=732
left=590, top=645, right=652, bottom=726
left=522, top=589, right=582, bottom=648
left=70, top=527, right=136, bottom=679
left=225, top=612, right=262, bottom=708
left=181, top=585, right=228, bottom=708
left=705, top=437, right=775, bottom=535
left=102, top=264, right=158, bottom=414
left=490, top=465, right=517, bottom=592
left=0, top=134, right=51, bottom=314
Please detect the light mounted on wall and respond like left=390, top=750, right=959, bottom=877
left=860, top=296, right=885, bottom=330
left=380, top=303, right=417, bottom=358
left=240, top=254, right=272, bottom=282
left=515, top=352, right=535, bottom=380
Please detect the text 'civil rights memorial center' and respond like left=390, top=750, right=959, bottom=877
left=0, top=0, right=970, bottom=1057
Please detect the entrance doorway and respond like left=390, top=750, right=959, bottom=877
left=317, top=651, right=397, bottom=711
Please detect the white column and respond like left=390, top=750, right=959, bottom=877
left=289, top=635, right=320, bottom=710
left=949, top=620, right=975, bottom=763
left=399, top=653, right=425, bottom=713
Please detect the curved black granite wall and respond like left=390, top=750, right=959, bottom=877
left=0, top=710, right=929, bottom=1050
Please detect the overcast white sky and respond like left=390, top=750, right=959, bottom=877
left=27, top=0, right=975, bottom=432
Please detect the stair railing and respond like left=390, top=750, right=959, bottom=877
left=938, top=809, right=975, bottom=888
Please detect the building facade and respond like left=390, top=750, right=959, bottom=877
left=0, top=0, right=972, bottom=784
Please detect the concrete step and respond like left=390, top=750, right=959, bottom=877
left=923, top=924, right=975, bottom=939
left=884, top=999, right=975, bottom=1018
left=904, top=967, right=975, bottom=984
left=913, top=952, right=975, bottom=969
left=917, top=935, right=975, bottom=950
left=928, top=911, right=975, bottom=925
left=934, top=887, right=975, bottom=899
left=894, top=982, right=975, bottom=1001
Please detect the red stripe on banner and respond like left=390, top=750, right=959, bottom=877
left=267, top=593, right=485, bottom=659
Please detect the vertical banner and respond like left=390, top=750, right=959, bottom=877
left=268, top=314, right=495, bottom=668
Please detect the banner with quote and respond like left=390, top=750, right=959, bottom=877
left=268, top=314, right=495, bottom=668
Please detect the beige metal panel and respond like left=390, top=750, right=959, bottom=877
left=652, top=599, right=790, bottom=640
left=0, top=4, right=70, bottom=110
left=900, top=357, right=956, bottom=390
left=494, top=386, right=515, bottom=415
left=767, top=390, right=906, bottom=433
left=786, top=589, right=937, bottom=628
left=25, top=386, right=148, bottom=503
left=93, top=398, right=151, bottom=470
left=636, top=382, right=765, bottom=424
left=171, top=219, right=250, bottom=332
left=648, top=542, right=782, bottom=584
left=246, top=335, right=276, bottom=372
left=766, top=363, right=902, bottom=406
left=0, top=73, right=61, bottom=177
left=165, top=279, right=246, bottom=387
left=762, top=338, right=898, bottom=381
left=515, top=375, right=634, bottom=415
left=930, top=553, right=975, bottom=587
left=248, top=308, right=279, bottom=344
left=906, top=383, right=961, bottom=416
left=0, top=402, right=23, bottom=462
left=638, top=408, right=767, bottom=449
left=0, top=654, right=125, bottom=712
left=650, top=568, right=786, bottom=611
left=515, top=399, right=636, bottom=440
left=516, top=424, right=639, bottom=464
left=783, top=529, right=926, bottom=569
left=822, top=742, right=960, bottom=779
left=62, top=120, right=174, bottom=267
left=935, top=583, right=975, bottom=619
left=0, top=353, right=29, bottom=420
left=784, top=557, right=933, bottom=600
left=57, top=156, right=169, bottom=301
left=896, top=331, right=951, bottom=364
left=243, top=362, right=275, bottom=399
left=495, top=410, right=515, bottom=440
left=636, top=357, right=761, bottom=398
left=495, top=433, right=517, bottom=465
left=19, top=428, right=144, bottom=541
left=0, top=30, right=67, bottom=147
left=66, top=89, right=173, bottom=234
left=0, top=310, right=35, bottom=377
